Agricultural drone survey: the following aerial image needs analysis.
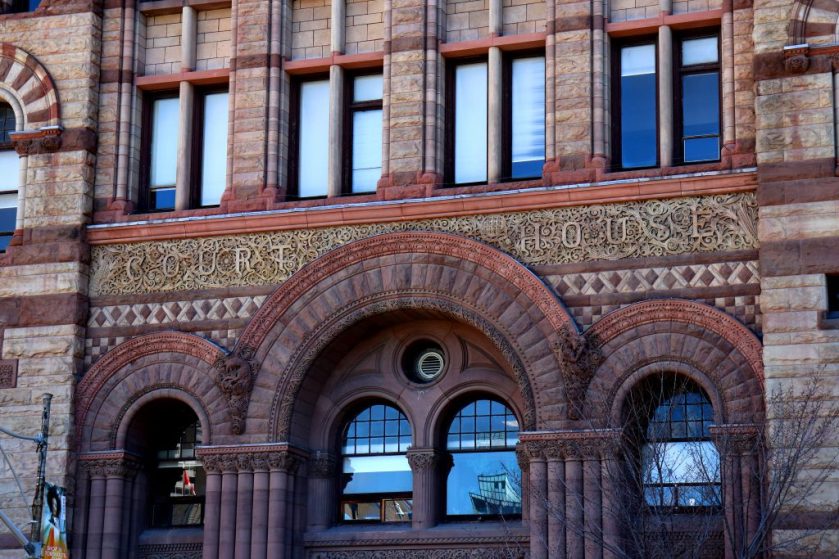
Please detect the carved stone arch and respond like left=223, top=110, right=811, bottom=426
left=0, top=43, right=60, bottom=129
left=586, top=299, right=765, bottom=428
left=75, top=332, right=228, bottom=451
left=789, top=0, right=839, bottom=46
left=238, top=232, right=578, bottom=443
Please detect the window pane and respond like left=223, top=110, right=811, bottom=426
left=352, top=109, right=382, bottom=193
left=0, top=103, right=15, bottom=144
left=642, top=441, right=720, bottom=484
left=383, top=498, right=413, bottom=522
left=342, top=501, right=381, bottom=521
left=354, top=74, right=383, bottom=102
left=682, top=72, right=720, bottom=162
left=298, top=80, right=330, bottom=197
left=342, top=455, right=412, bottom=494
left=0, top=150, right=19, bottom=191
left=0, top=193, right=15, bottom=251
left=682, top=37, right=718, bottom=66
left=150, top=188, right=176, bottom=211
left=150, top=97, right=179, bottom=188
left=511, top=56, right=545, bottom=179
left=200, top=91, right=229, bottom=206
left=454, top=62, right=487, bottom=183
left=446, top=451, right=521, bottom=516
left=620, top=45, right=657, bottom=168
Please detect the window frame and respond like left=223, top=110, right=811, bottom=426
left=444, top=55, right=490, bottom=186
left=288, top=73, right=331, bottom=200
left=827, top=275, right=839, bottom=320
left=190, top=85, right=230, bottom=208
left=0, top=0, right=41, bottom=14
left=673, top=31, right=722, bottom=166
left=338, top=402, right=414, bottom=525
left=0, top=101, right=18, bottom=252
left=611, top=36, right=660, bottom=171
left=443, top=397, right=522, bottom=521
left=501, top=49, right=547, bottom=182
left=342, top=70, right=384, bottom=195
left=139, top=90, right=179, bottom=213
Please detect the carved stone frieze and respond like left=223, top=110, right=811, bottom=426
left=553, top=327, right=602, bottom=420
left=406, top=448, right=445, bottom=471
left=0, top=359, right=18, bottom=388
left=308, top=549, right=526, bottom=559
left=90, top=194, right=758, bottom=296
left=213, top=346, right=259, bottom=435
left=136, top=542, right=202, bottom=559
left=80, top=454, right=143, bottom=479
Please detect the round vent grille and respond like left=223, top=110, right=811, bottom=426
left=401, top=340, right=446, bottom=384
left=415, top=349, right=445, bottom=381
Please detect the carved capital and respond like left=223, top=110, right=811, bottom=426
left=201, top=454, right=223, bottom=474
left=219, top=454, right=240, bottom=473
left=81, top=455, right=142, bottom=479
left=213, top=347, right=259, bottom=435
left=784, top=46, right=809, bottom=74
left=308, top=451, right=337, bottom=478
left=268, top=451, right=302, bottom=474
left=710, top=424, right=760, bottom=455
left=10, top=128, right=62, bottom=156
left=405, top=448, right=444, bottom=471
left=251, top=453, right=270, bottom=472
left=237, top=454, right=254, bottom=473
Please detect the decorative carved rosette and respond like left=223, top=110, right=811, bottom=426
left=308, top=452, right=337, bottom=478
left=213, top=346, right=260, bottom=435
left=553, top=327, right=603, bottom=420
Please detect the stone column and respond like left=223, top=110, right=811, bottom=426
left=564, top=452, right=585, bottom=559
left=721, top=2, right=736, bottom=153
left=406, top=448, right=445, bottom=529
left=182, top=6, right=197, bottom=71
left=591, top=0, right=607, bottom=166
left=267, top=451, right=301, bottom=559
left=712, top=424, right=760, bottom=559
left=327, top=65, right=344, bottom=198
left=235, top=456, right=254, bottom=559
left=218, top=455, right=239, bottom=559
left=601, top=445, right=621, bottom=559
left=307, top=452, right=337, bottom=530
left=583, top=455, right=603, bottom=559
left=487, top=46, right=503, bottom=184
left=84, top=463, right=108, bottom=559
left=201, top=455, right=223, bottom=559
left=175, top=80, right=194, bottom=210
left=71, top=467, right=90, bottom=559
left=102, top=459, right=139, bottom=559
left=250, top=454, right=271, bottom=559
left=658, top=25, right=673, bottom=168
left=526, top=443, right=548, bottom=559
left=331, top=0, right=345, bottom=54
left=546, top=449, right=566, bottom=558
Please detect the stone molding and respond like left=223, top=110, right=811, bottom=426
left=0, top=43, right=61, bottom=129
left=196, top=444, right=306, bottom=474
left=78, top=451, right=143, bottom=479
left=709, top=424, right=761, bottom=455
left=75, top=332, right=225, bottom=446
left=517, top=430, right=622, bottom=462
left=89, top=194, right=758, bottom=297
left=11, top=126, right=61, bottom=155
left=588, top=299, right=763, bottom=382
left=135, top=542, right=202, bottom=559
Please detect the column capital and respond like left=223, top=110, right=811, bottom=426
left=519, top=429, right=622, bottom=460
left=709, top=423, right=761, bottom=455
left=198, top=444, right=308, bottom=473
left=405, top=448, right=447, bottom=472
left=308, top=451, right=338, bottom=478
left=79, top=451, right=143, bottom=479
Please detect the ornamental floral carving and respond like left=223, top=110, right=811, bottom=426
left=213, top=346, right=259, bottom=435
left=553, top=327, right=602, bottom=420
left=90, top=194, right=758, bottom=296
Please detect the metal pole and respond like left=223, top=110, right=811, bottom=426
left=30, top=393, right=51, bottom=544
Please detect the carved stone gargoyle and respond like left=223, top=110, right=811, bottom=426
left=213, top=346, right=260, bottom=435
left=553, top=327, right=602, bottom=420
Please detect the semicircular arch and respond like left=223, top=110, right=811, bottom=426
left=0, top=43, right=60, bottom=129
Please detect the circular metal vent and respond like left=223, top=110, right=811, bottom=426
left=414, top=349, right=445, bottom=381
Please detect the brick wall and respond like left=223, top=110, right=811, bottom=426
left=446, top=0, right=489, bottom=43
left=502, top=0, right=545, bottom=35
left=143, top=12, right=182, bottom=76
left=196, top=8, right=232, bottom=71
left=292, top=0, right=331, bottom=60
left=345, top=0, right=384, bottom=54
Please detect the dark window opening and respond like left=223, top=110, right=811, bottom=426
left=827, top=275, right=839, bottom=319
left=0, top=1, right=41, bottom=15
left=340, top=403, right=413, bottom=523
left=445, top=398, right=521, bottom=519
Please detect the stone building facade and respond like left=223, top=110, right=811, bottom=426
left=0, top=0, right=837, bottom=558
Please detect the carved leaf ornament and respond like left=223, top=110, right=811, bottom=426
left=91, top=194, right=758, bottom=296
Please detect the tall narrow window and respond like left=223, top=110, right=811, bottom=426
left=341, top=403, right=413, bottom=523
left=294, top=78, right=330, bottom=198
left=145, top=96, right=179, bottom=211
left=151, top=419, right=205, bottom=527
left=827, top=275, right=839, bottom=319
left=196, top=90, right=229, bottom=207
left=347, top=73, right=383, bottom=194
left=633, top=376, right=720, bottom=509
left=509, top=55, right=545, bottom=179
left=618, top=43, right=657, bottom=169
left=451, top=61, right=488, bottom=184
left=677, top=35, right=720, bottom=163
left=0, top=102, right=18, bottom=252
left=446, top=399, right=521, bottom=518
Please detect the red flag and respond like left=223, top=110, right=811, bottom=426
left=182, top=469, right=192, bottom=495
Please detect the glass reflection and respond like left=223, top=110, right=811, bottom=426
left=681, top=71, right=720, bottom=163
left=200, top=91, right=229, bottom=206
left=0, top=193, right=15, bottom=252
left=351, top=109, right=382, bottom=193
left=511, top=56, right=545, bottom=179
left=297, top=80, right=330, bottom=197
left=454, top=62, right=488, bottom=183
left=620, top=44, right=657, bottom=169
left=446, top=399, right=521, bottom=517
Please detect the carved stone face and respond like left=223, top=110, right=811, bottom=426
left=218, top=356, right=251, bottom=395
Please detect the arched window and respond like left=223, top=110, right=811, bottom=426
left=639, top=377, right=720, bottom=508
left=0, top=102, right=18, bottom=252
left=340, top=403, right=412, bottom=523
left=127, top=400, right=205, bottom=528
left=445, top=398, right=521, bottom=518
